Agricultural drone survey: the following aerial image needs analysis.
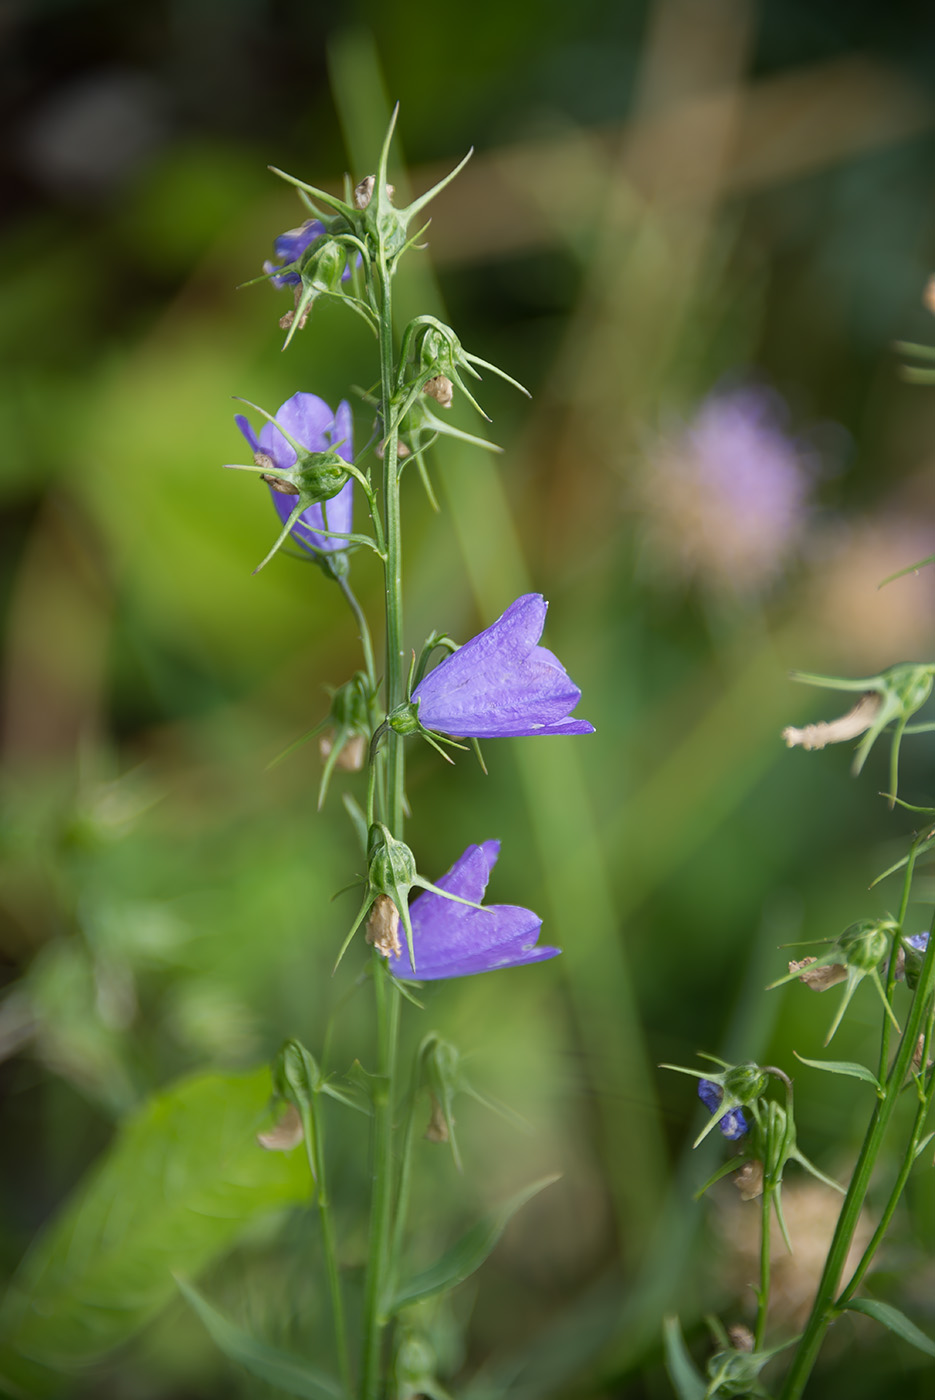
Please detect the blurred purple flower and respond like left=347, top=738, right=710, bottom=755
left=698, top=1078, right=748, bottom=1140
left=639, top=387, right=816, bottom=594
left=235, top=392, right=353, bottom=554
left=388, top=840, right=559, bottom=980
left=411, top=594, right=594, bottom=739
left=264, top=219, right=354, bottom=289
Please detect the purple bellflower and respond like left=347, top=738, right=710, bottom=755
left=264, top=220, right=354, bottom=289
left=408, top=594, right=594, bottom=739
left=235, top=392, right=354, bottom=554
left=698, top=1078, right=748, bottom=1141
left=387, top=840, right=559, bottom=980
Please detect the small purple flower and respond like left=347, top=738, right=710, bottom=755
left=264, top=220, right=354, bottom=290
left=235, top=392, right=353, bottom=554
left=698, top=1079, right=748, bottom=1141
left=639, top=386, right=816, bottom=595
left=387, top=840, right=559, bottom=980
left=907, top=932, right=930, bottom=953
left=410, top=594, right=594, bottom=739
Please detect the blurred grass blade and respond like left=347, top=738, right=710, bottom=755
left=386, top=1175, right=558, bottom=1314
left=177, top=1277, right=345, bottom=1399
left=662, top=1317, right=706, bottom=1400
left=0, top=1069, right=308, bottom=1374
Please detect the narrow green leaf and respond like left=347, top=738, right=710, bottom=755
left=842, top=1297, right=935, bottom=1358
left=386, top=1175, right=559, bottom=1314
left=793, top=1052, right=884, bottom=1096
left=177, top=1277, right=344, bottom=1400
left=913, top=1131, right=935, bottom=1161
left=0, top=1069, right=308, bottom=1371
left=662, top=1316, right=706, bottom=1400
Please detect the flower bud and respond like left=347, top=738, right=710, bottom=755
left=722, top=1061, right=769, bottom=1105
left=366, top=894, right=402, bottom=959
left=272, top=1038, right=321, bottom=1108
left=423, top=374, right=454, bottom=409
left=838, top=919, right=890, bottom=972
left=901, top=931, right=929, bottom=990
left=367, top=824, right=418, bottom=900
left=302, top=239, right=347, bottom=292
left=387, top=701, right=421, bottom=736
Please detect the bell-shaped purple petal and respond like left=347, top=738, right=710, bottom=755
left=388, top=840, right=559, bottom=980
left=698, top=1078, right=748, bottom=1140
left=410, top=594, right=594, bottom=739
left=235, top=393, right=354, bottom=554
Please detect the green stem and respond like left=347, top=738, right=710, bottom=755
left=301, top=1098, right=352, bottom=1394
left=838, top=995, right=935, bottom=1306
left=377, top=257, right=406, bottom=837
left=360, top=243, right=406, bottom=1400
left=779, top=927, right=935, bottom=1400
left=360, top=955, right=400, bottom=1400
left=878, top=845, right=918, bottom=1080
left=336, top=572, right=377, bottom=691
left=755, top=1185, right=773, bottom=1351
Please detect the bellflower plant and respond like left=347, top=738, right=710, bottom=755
left=665, top=645, right=935, bottom=1398
left=387, top=840, right=559, bottom=981
left=393, top=593, right=595, bottom=740
left=197, top=111, right=586, bottom=1400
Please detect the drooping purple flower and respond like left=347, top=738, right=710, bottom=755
left=410, top=594, right=594, bottom=739
left=698, top=1078, right=748, bottom=1141
left=639, top=386, right=817, bottom=595
left=235, top=393, right=353, bottom=554
left=387, top=840, right=559, bottom=980
left=264, top=219, right=355, bottom=290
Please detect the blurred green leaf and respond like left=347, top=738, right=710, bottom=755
left=662, top=1317, right=706, bottom=1400
left=176, top=1276, right=344, bottom=1399
left=0, top=1067, right=308, bottom=1373
left=841, top=1298, right=935, bottom=1358
left=386, top=1175, right=558, bottom=1315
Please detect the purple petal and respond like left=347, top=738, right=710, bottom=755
left=258, top=393, right=337, bottom=471
left=235, top=413, right=260, bottom=455
left=235, top=393, right=354, bottom=554
left=388, top=842, right=559, bottom=981
left=411, top=594, right=594, bottom=738
left=265, top=220, right=324, bottom=288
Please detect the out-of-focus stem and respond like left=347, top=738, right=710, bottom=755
left=300, top=1100, right=351, bottom=1393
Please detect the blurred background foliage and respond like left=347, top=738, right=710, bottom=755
left=3, top=0, right=935, bottom=1395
